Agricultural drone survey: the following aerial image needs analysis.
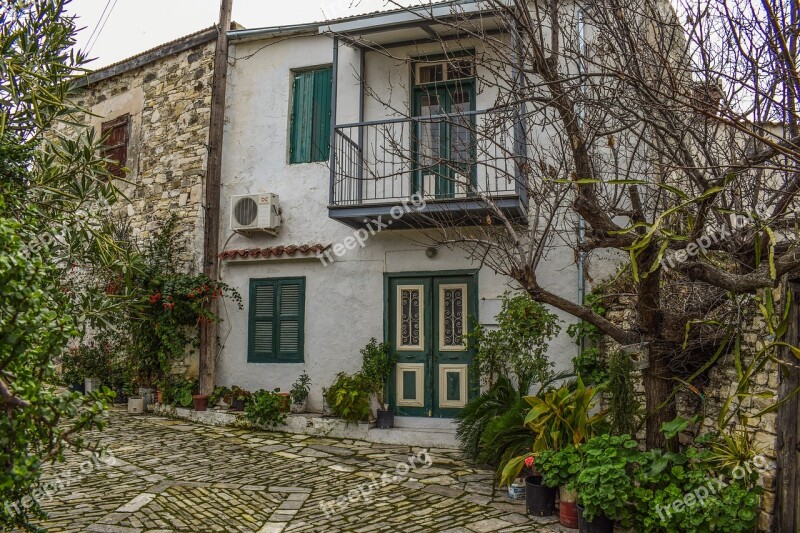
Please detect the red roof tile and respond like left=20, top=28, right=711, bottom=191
left=219, top=244, right=329, bottom=260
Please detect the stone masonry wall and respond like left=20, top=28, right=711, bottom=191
left=55, top=36, right=216, bottom=376
left=61, top=38, right=215, bottom=274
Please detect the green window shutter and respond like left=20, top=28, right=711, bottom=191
left=276, top=279, right=304, bottom=361
left=310, top=67, right=332, bottom=162
left=248, top=278, right=305, bottom=363
left=249, top=281, right=276, bottom=362
left=290, top=71, right=314, bottom=164
left=290, top=67, right=332, bottom=164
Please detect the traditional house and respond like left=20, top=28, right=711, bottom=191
left=214, top=1, right=583, bottom=424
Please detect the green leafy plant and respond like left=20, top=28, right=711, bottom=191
left=324, top=372, right=371, bottom=424
left=245, top=389, right=288, bottom=428
left=360, top=338, right=396, bottom=411
left=161, top=377, right=195, bottom=407
left=607, top=350, right=641, bottom=436
left=535, top=444, right=583, bottom=488
left=567, top=289, right=608, bottom=385
left=632, top=446, right=761, bottom=532
left=209, top=386, right=231, bottom=407
left=576, top=434, right=642, bottom=525
left=290, top=372, right=312, bottom=405
left=499, top=379, right=605, bottom=486
left=468, top=292, right=560, bottom=394
left=456, top=376, right=521, bottom=462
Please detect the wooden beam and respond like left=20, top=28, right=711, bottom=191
left=776, top=281, right=800, bottom=532
left=199, top=0, right=233, bottom=396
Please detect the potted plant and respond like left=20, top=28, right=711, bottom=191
left=290, top=371, right=311, bottom=413
left=227, top=386, right=251, bottom=411
left=324, top=372, right=372, bottom=424
left=516, top=454, right=558, bottom=517
left=245, top=388, right=288, bottom=428
left=209, top=386, right=231, bottom=408
left=360, top=338, right=397, bottom=428
left=533, top=445, right=583, bottom=519
left=500, top=379, right=605, bottom=527
left=575, top=434, right=640, bottom=533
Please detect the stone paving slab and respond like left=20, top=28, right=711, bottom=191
left=23, top=407, right=561, bottom=532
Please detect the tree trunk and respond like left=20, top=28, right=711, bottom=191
left=638, top=246, right=676, bottom=450
left=643, top=340, right=677, bottom=450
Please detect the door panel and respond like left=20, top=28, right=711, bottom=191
left=412, top=83, right=475, bottom=199
left=388, top=274, right=476, bottom=418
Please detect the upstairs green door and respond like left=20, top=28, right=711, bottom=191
left=387, top=273, right=477, bottom=417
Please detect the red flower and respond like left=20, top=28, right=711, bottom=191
left=150, top=292, right=162, bottom=304
left=524, top=456, right=535, bottom=468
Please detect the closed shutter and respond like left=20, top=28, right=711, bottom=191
left=101, top=114, right=130, bottom=177
left=249, top=282, right=275, bottom=361
left=310, top=67, right=332, bottom=162
left=276, top=279, right=304, bottom=360
left=289, top=68, right=331, bottom=164
left=290, top=71, right=314, bottom=164
left=248, top=278, right=305, bottom=363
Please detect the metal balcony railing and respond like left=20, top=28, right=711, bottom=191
left=331, top=109, right=522, bottom=207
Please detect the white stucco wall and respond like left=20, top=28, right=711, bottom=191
left=217, top=32, right=580, bottom=413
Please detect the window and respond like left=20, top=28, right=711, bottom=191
left=100, top=114, right=129, bottom=177
left=289, top=67, right=332, bottom=164
left=248, top=278, right=305, bottom=363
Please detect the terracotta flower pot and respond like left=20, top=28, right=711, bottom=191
left=277, top=392, right=291, bottom=413
left=157, top=389, right=163, bottom=404
left=559, top=486, right=579, bottom=529
left=192, top=394, right=209, bottom=412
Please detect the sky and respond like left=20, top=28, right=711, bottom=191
left=67, top=0, right=417, bottom=69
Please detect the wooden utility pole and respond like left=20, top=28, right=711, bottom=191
left=199, top=0, right=232, bottom=396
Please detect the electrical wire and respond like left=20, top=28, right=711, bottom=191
left=86, top=0, right=120, bottom=56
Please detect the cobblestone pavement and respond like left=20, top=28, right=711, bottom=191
left=29, top=407, right=562, bottom=533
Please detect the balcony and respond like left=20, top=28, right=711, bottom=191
left=328, top=109, right=529, bottom=229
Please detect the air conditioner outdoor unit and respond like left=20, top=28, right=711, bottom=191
left=230, top=193, right=281, bottom=235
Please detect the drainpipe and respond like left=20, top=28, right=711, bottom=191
left=577, top=6, right=587, bottom=355
left=329, top=36, right=339, bottom=206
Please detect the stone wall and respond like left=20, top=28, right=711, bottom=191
left=59, top=36, right=215, bottom=274
left=54, top=34, right=217, bottom=377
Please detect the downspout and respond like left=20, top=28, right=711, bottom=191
left=329, top=36, right=339, bottom=206
left=577, top=6, right=587, bottom=355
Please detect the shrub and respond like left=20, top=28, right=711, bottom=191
left=536, top=444, right=583, bottom=488
left=360, top=338, right=395, bottom=411
left=290, top=372, right=312, bottom=405
left=607, top=351, right=641, bottom=436
left=245, top=389, right=288, bottom=428
left=161, top=377, right=195, bottom=407
left=324, top=372, right=371, bottom=424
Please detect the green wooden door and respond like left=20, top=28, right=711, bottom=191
left=388, top=273, right=477, bottom=417
left=412, top=83, right=475, bottom=199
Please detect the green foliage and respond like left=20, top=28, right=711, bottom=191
left=324, top=372, right=371, bottom=424
left=536, top=444, right=583, bottom=488
left=160, top=377, right=196, bottom=408
left=607, top=351, right=640, bottom=436
left=567, top=290, right=608, bottom=385
left=576, top=434, right=641, bottom=524
left=359, top=338, right=395, bottom=410
left=290, top=372, right=312, bottom=405
left=455, top=376, right=521, bottom=462
left=245, top=389, right=287, bottom=426
left=632, top=446, right=761, bottom=532
left=59, top=331, right=134, bottom=398
left=499, top=379, right=605, bottom=486
left=209, top=386, right=231, bottom=407
left=127, top=216, right=242, bottom=386
left=523, top=378, right=605, bottom=452
left=468, top=292, right=560, bottom=394
left=476, top=398, right=535, bottom=468
left=0, top=216, right=113, bottom=529
left=245, top=389, right=288, bottom=428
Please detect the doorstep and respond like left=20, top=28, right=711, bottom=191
left=151, top=405, right=458, bottom=448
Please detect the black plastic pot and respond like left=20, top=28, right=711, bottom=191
left=577, top=504, right=614, bottom=533
left=525, top=476, right=557, bottom=517
left=231, top=399, right=245, bottom=411
left=376, top=409, right=395, bottom=429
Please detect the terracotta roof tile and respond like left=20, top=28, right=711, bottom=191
left=219, top=243, right=329, bottom=260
